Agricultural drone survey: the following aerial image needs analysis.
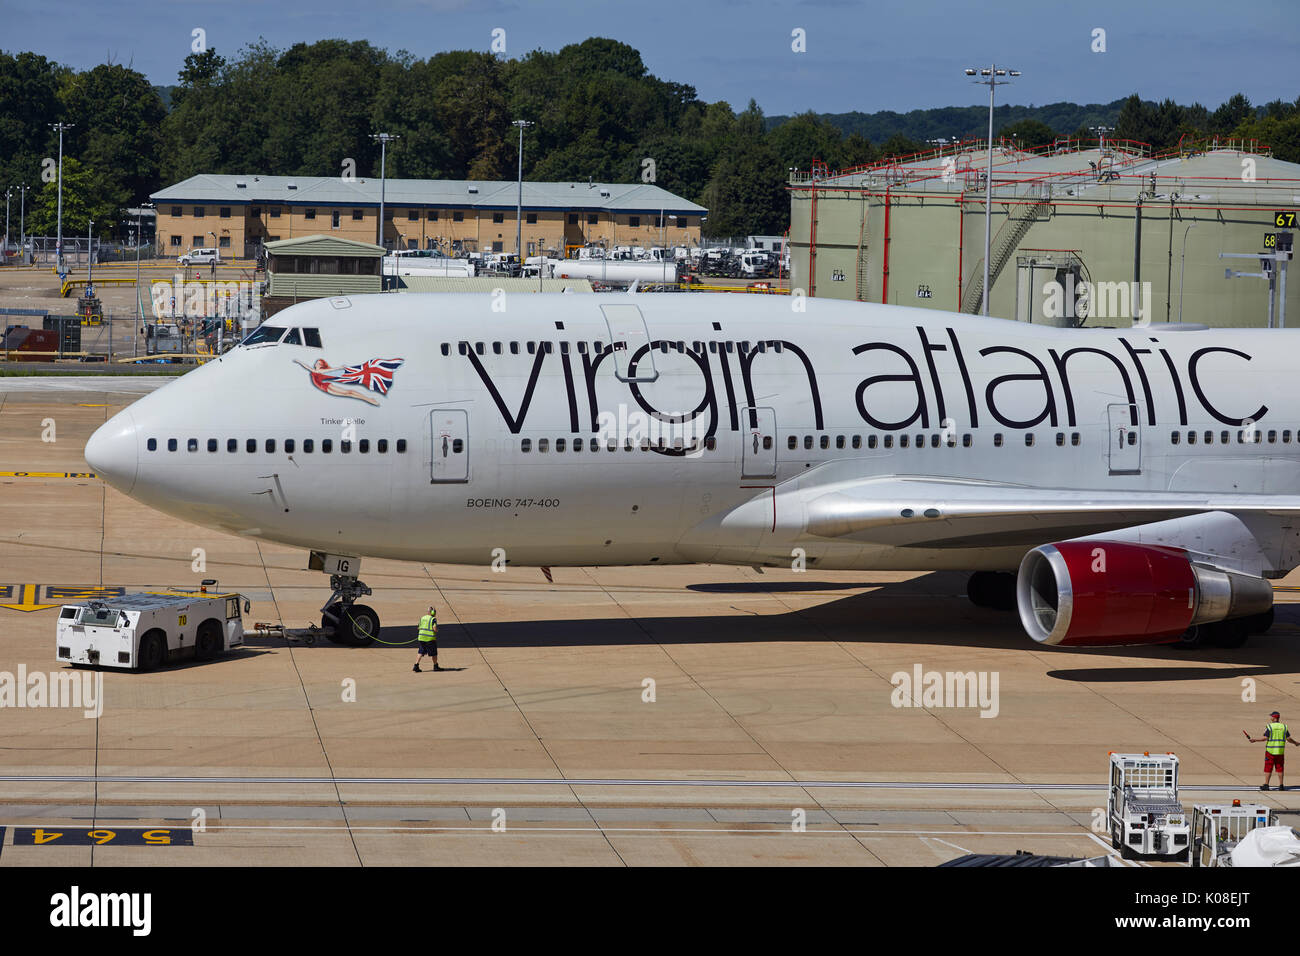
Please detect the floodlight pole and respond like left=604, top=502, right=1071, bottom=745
left=965, top=65, right=1019, bottom=316
left=370, top=133, right=399, bottom=250
left=513, top=120, right=533, bottom=268
left=50, top=122, right=74, bottom=273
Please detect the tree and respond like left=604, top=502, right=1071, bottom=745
left=26, top=157, right=118, bottom=237
left=999, top=118, right=1057, bottom=149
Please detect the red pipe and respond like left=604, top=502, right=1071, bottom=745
left=956, top=192, right=965, bottom=312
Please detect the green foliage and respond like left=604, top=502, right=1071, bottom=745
left=4, top=38, right=1297, bottom=240
left=26, top=157, right=119, bottom=237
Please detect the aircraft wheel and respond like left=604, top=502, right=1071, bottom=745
left=330, top=604, right=379, bottom=647
left=1208, top=619, right=1250, bottom=649
left=966, top=573, right=988, bottom=607
left=968, top=571, right=1016, bottom=611
left=1246, top=608, right=1275, bottom=635
left=1175, top=625, right=1207, bottom=650
left=322, top=605, right=351, bottom=645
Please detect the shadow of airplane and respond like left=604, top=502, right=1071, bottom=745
left=253, top=571, right=1300, bottom=684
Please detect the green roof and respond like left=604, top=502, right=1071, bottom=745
left=265, top=235, right=385, bottom=257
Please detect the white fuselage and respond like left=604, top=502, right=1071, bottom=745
left=86, top=293, right=1300, bottom=574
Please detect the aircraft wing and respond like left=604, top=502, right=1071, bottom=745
left=710, top=472, right=1300, bottom=552
left=795, top=476, right=1300, bottom=548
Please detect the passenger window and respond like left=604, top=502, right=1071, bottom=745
left=1128, top=432, right=1137, bottom=446
left=788, top=436, right=797, bottom=450
left=593, top=341, right=604, bottom=353
left=820, top=435, right=829, bottom=449
left=1221, top=431, right=1230, bottom=444
left=544, top=342, right=554, bottom=354
left=931, top=434, right=940, bottom=448
left=396, top=440, right=407, bottom=453
left=264, top=439, right=274, bottom=453
left=304, top=439, right=314, bottom=453
left=441, top=343, right=450, bottom=356
left=803, top=436, right=813, bottom=450
left=521, top=439, right=531, bottom=453
left=1286, top=431, right=1293, bottom=443
left=458, top=343, right=467, bottom=355
left=475, top=342, right=484, bottom=355
left=1025, top=433, right=1035, bottom=446
left=207, top=438, right=218, bottom=452
left=493, top=342, right=502, bottom=355
left=286, top=439, right=296, bottom=453
left=358, top=439, right=369, bottom=453
left=538, top=439, right=549, bottom=453
left=452, top=439, right=463, bottom=453
left=574, top=438, right=584, bottom=451
left=577, top=341, right=587, bottom=354
left=705, top=436, right=716, bottom=451
left=1269, top=430, right=1278, bottom=443
left=883, top=435, right=893, bottom=448
left=377, top=439, right=387, bottom=453
left=147, top=438, right=157, bottom=451
left=527, top=342, right=536, bottom=354
left=1188, top=432, right=1197, bottom=445
left=227, top=438, right=237, bottom=452
left=246, top=439, right=256, bottom=453
left=868, top=435, right=878, bottom=449
left=1071, top=432, right=1080, bottom=446
left=1056, top=433, right=1065, bottom=447
left=341, top=440, right=351, bottom=453
left=851, top=435, right=861, bottom=449
left=607, top=438, right=618, bottom=452
left=556, top=438, right=566, bottom=452
left=835, top=435, right=845, bottom=449
left=994, top=434, right=1003, bottom=447
left=763, top=436, right=773, bottom=450
left=282, top=328, right=301, bottom=346
left=962, top=434, right=972, bottom=447
left=900, top=435, right=910, bottom=448
left=322, top=439, right=333, bottom=453
left=1204, top=430, right=1213, bottom=444
left=188, top=438, right=198, bottom=452
left=510, top=342, right=520, bottom=355
left=1171, top=431, right=1180, bottom=444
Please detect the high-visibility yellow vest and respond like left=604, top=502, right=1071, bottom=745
left=418, top=614, right=437, bottom=643
left=1266, top=722, right=1288, bottom=755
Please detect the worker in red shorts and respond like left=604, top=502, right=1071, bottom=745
left=1247, top=711, right=1299, bottom=791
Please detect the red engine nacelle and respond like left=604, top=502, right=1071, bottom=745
left=1016, top=540, right=1273, bottom=647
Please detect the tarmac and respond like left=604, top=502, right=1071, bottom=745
left=0, top=377, right=1298, bottom=866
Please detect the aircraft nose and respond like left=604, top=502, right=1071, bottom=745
left=85, top=409, right=139, bottom=495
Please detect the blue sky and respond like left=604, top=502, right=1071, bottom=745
left=2, top=0, right=1295, bottom=116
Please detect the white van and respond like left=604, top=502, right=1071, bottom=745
left=179, top=247, right=220, bottom=266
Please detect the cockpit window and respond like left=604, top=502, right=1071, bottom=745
left=303, top=328, right=322, bottom=348
left=283, top=328, right=302, bottom=346
left=241, top=325, right=286, bottom=346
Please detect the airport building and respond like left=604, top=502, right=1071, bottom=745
left=151, top=175, right=707, bottom=260
left=788, top=139, right=1299, bottom=328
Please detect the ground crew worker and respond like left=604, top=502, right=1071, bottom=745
left=413, top=605, right=443, bottom=672
left=1247, top=711, right=1299, bottom=790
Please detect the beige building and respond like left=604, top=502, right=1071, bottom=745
left=152, top=174, right=707, bottom=260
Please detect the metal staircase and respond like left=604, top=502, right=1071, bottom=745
left=961, top=195, right=1051, bottom=314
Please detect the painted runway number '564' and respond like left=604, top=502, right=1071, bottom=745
left=13, top=827, right=194, bottom=846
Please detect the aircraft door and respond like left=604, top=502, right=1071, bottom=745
left=430, top=409, right=469, bottom=483
left=1107, top=403, right=1140, bottom=476
left=741, top=406, right=777, bottom=479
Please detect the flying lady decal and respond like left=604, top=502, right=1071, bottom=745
left=295, top=357, right=405, bottom=406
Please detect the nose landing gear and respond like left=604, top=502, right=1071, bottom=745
left=319, top=567, right=380, bottom=646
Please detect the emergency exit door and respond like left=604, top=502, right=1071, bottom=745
left=741, top=406, right=777, bottom=479
left=430, top=409, right=469, bottom=483
left=1107, top=403, right=1141, bottom=476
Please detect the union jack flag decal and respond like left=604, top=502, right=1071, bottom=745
left=296, top=357, right=405, bottom=404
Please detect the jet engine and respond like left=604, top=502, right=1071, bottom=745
left=1017, top=540, right=1274, bottom=647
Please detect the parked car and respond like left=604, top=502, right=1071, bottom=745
left=179, top=247, right=220, bottom=266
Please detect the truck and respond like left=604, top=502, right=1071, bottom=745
left=1107, top=752, right=1192, bottom=860
left=1191, top=801, right=1273, bottom=867
left=56, top=582, right=246, bottom=671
